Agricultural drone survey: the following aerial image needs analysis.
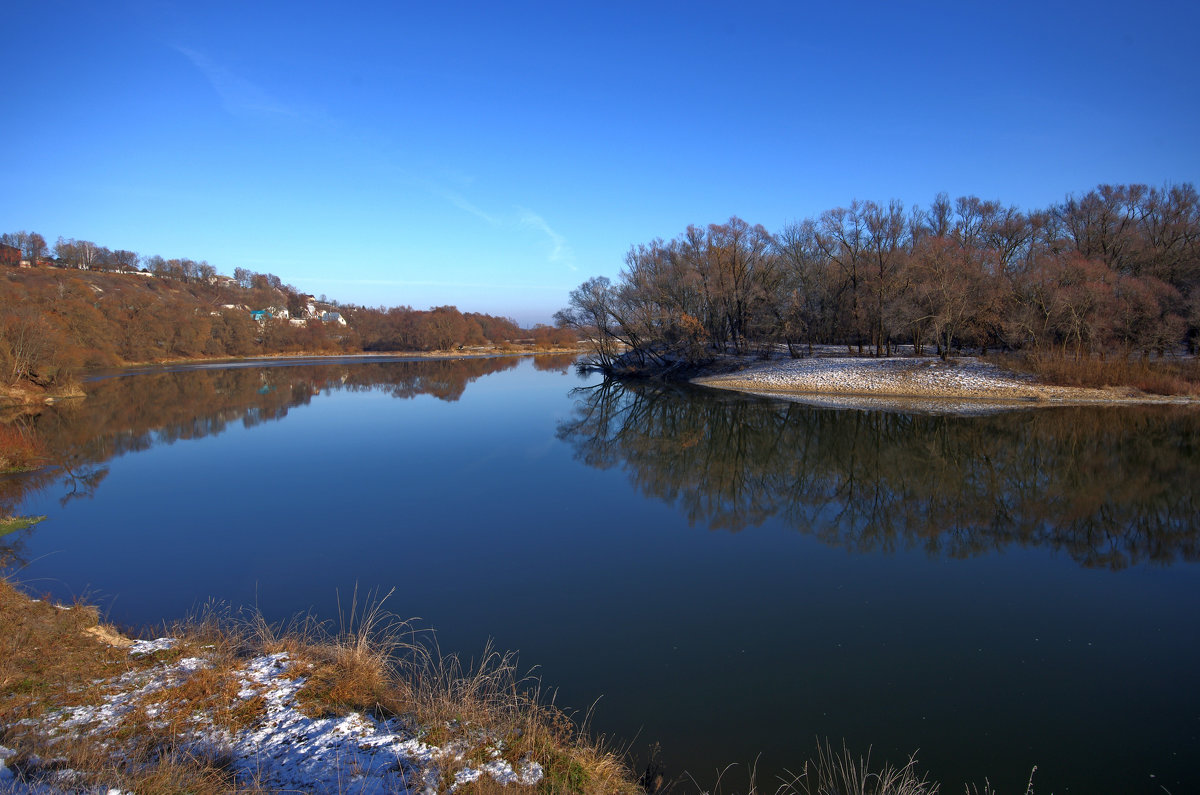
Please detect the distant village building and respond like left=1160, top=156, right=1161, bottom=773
left=320, top=311, right=347, bottom=326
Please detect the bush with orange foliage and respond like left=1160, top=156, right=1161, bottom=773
left=0, top=424, right=48, bottom=473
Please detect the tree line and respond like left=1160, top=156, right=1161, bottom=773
left=0, top=230, right=572, bottom=389
left=556, top=183, right=1200, bottom=371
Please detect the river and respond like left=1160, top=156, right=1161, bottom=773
left=2, top=355, right=1197, bottom=793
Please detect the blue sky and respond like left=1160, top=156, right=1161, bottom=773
left=3, top=1, right=1197, bottom=326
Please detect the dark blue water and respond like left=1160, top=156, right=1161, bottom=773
left=3, top=356, right=1198, bottom=793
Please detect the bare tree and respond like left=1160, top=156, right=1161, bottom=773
left=814, top=203, right=869, bottom=353
left=861, top=199, right=908, bottom=355
left=555, top=277, right=625, bottom=369
left=1, top=308, right=58, bottom=384
left=774, top=219, right=831, bottom=355
left=112, top=250, right=140, bottom=272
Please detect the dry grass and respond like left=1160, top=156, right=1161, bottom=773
left=995, top=351, right=1200, bottom=396
left=0, top=577, right=249, bottom=794
left=785, top=740, right=938, bottom=795
left=242, top=586, right=418, bottom=720
left=1, top=578, right=640, bottom=793
left=672, top=744, right=940, bottom=795
left=0, top=582, right=110, bottom=713
left=250, top=586, right=641, bottom=794
left=656, top=742, right=1037, bottom=795
left=403, top=645, right=635, bottom=793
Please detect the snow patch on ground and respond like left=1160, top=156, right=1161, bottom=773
left=222, top=651, right=441, bottom=793
left=692, top=355, right=1165, bottom=412
left=7, top=645, right=543, bottom=794
left=127, top=637, right=177, bottom=656
left=700, top=356, right=1040, bottom=396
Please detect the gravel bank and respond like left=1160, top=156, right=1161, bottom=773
left=692, top=356, right=1193, bottom=413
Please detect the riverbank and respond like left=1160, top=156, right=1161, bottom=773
left=111, top=344, right=586, bottom=371
left=0, top=577, right=637, bottom=794
left=692, top=354, right=1199, bottom=413
left=0, top=346, right=585, bottom=405
left=0, top=382, right=84, bottom=406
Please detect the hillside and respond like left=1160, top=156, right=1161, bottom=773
left=0, top=264, right=572, bottom=399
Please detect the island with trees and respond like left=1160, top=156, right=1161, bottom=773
left=555, top=183, right=1200, bottom=397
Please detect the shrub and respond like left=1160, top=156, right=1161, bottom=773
left=995, top=352, right=1200, bottom=396
left=0, top=424, right=48, bottom=473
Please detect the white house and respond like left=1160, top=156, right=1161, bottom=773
left=321, top=311, right=348, bottom=326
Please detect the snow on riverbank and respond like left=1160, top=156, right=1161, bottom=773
left=692, top=355, right=1187, bottom=413
left=3, top=639, right=542, bottom=794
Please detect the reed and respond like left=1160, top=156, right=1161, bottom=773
left=994, top=351, right=1200, bottom=395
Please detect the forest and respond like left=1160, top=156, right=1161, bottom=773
left=0, top=233, right=575, bottom=392
left=556, top=183, right=1200, bottom=375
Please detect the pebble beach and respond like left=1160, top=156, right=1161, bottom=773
left=692, top=355, right=1191, bottom=413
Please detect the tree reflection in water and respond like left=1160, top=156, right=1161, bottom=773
left=0, top=357, right=521, bottom=565
left=556, top=379, right=1200, bottom=568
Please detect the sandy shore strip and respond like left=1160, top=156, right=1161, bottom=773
left=692, top=356, right=1196, bottom=411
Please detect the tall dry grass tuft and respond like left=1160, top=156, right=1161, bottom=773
left=964, top=765, right=1038, bottom=795
left=215, top=585, right=639, bottom=792
left=403, top=639, right=636, bottom=791
left=288, top=586, right=638, bottom=792
left=680, top=742, right=941, bottom=795
left=285, top=585, right=420, bottom=718
left=788, top=740, right=938, bottom=795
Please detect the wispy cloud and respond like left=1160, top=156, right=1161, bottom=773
left=175, top=46, right=297, bottom=118
left=518, top=208, right=576, bottom=270
left=410, top=181, right=576, bottom=270
left=428, top=185, right=501, bottom=226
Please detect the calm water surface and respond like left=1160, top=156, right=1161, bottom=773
left=3, top=355, right=1198, bottom=793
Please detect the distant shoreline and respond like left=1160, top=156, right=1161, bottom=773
left=1, top=346, right=585, bottom=400
left=93, top=344, right=584, bottom=373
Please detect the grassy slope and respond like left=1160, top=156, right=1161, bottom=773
left=0, top=577, right=640, bottom=794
